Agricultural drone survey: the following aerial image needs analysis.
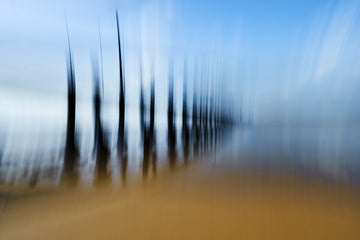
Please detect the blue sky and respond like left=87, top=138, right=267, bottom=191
left=1, top=0, right=360, bottom=125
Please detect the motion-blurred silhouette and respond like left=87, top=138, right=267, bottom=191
left=116, top=11, right=128, bottom=186
left=62, top=23, right=79, bottom=185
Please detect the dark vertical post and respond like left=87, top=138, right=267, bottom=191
left=149, top=76, right=157, bottom=176
left=182, top=61, right=190, bottom=165
left=63, top=21, right=79, bottom=184
left=92, top=56, right=110, bottom=185
left=116, top=10, right=125, bottom=155
left=167, top=59, right=176, bottom=170
left=116, top=11, right=127, bottom=185
left=192, top=63, right=200, bottom=159
left=140, top=63, right=149, bottom=180
left=139, top=62, right=145, bottom=140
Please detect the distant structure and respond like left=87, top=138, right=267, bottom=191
left=92, top=56, right=110, bottom=184
left=58, top=15, right=237, bottom=186
left=182, top=62, right=190, bottom=164
left=167, top=61, right=177, bottom=170
left=116, top=11, right=128, bottom=184
left=63, top=22, right=79, bottom=184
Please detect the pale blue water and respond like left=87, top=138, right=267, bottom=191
left=1, top=108, right=360, bottom=187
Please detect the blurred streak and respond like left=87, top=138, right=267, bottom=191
left=182, top=61, right=190, bottom=165
left=92, top=55, right=110, bottom=185
left=0, top=134, right=4, bottom=169
left=141, top=70, right=157, bottom=181
left=116, top=10, right=128, bottom=186
left=62, top=21, right=79, bottom=185
left=192, top=63, right=200, bottom=160
left=149, top=74, right=157, bottom=177
left=167, top=59, right=177, bottom=171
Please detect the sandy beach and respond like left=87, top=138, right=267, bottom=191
left=1, top=165, right=359, bottom=240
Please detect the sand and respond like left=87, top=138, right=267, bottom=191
left=0, top=166, right=360, bottom=240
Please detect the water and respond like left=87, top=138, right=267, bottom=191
left=0, top=99, right=229, bottom=186
left=1, top=108, right=360, bottom=187
left=218, top=124, right=360, bottom=185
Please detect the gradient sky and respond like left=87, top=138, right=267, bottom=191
left=1, top=0, right=360, bottom=125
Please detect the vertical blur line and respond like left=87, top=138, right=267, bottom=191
left=93, top=29, right=111, bottom=185
left=142, top=69, right=157, bottom=181
left=139, top=57, right=145, bottom=139
left=0, top=137, right=3, bottom=180
left=63, top=18, right=79, bottom=185
left=204, top=79, right=209, bottom=154
left=199, top=74, right=203, bottom=155
left=116, top=11, right=128, bottom=185
left=192, top=62, right=199, bottom=159
left=0, top=132, right=3, bottom=168
left=98, top=24, right=104, bottom=95
left=149, top=72, right=157, bottom=176
left=182, top=60, right=190, bottom=165
left=116, top=10, right=125, bottom=155
left=139, top=56, right=148, bottom=181
left=167, top=58, right=176, bottom=170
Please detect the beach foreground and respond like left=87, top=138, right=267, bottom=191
left=1, top=167, right=360, bottom=240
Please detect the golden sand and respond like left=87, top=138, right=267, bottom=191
left=0, top=167, right=359, bottom=240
